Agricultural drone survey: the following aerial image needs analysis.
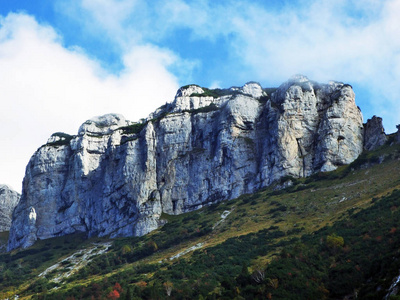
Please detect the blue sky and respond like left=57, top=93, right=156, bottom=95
left=1, top=0, right=400, bottom=191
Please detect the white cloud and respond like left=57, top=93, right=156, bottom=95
left=0, top=13, right=180, bottom=191
left=3, top=0, right=400, bottom=191
left=65, top=0, right=400, bottom=131
left=56, top=0, right=146, bottom=50
left=86, top=0, right=398, bottom=133
left=216, top=0, right=400, bottom=131
left=110, top=0, right=400, bottom=131
left=179, top=0, right=399, bottom=130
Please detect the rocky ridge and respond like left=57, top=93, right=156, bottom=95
left=0, top=184, right=20, bottom=232
left=8, top=75, right=376, bottom=250
left=364, top=116, right=388, bottom=151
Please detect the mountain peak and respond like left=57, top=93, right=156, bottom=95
left=78, top=113, right=130, bottom=136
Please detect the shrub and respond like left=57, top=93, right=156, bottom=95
left=183, top=103, right=219, bottom=114
left=46, top=132, right=74, bottom=146
left=326, top=234, right=344, bottom=249
left=189, top=87, right=231, bottom=98
left=119, top=123, right=146, bottom=135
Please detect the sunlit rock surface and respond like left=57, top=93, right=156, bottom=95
left=0, top=184, right=20, bottom=232
left=8, top=76, right=366, bottom=250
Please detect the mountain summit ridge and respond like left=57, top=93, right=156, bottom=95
left=7, top=75, right=387, bottom=250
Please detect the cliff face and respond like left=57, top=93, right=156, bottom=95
left=8, top=75, right=365, bottom=250
left=364, top=116, right=388, bottom=151
left=0, top=184, right=20, bottom=232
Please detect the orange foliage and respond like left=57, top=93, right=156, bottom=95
left=136, top=281, right=148, bottom=288
left=107, top=290, right=120, bottom=300
left=114, top=282, right=122, bottom=293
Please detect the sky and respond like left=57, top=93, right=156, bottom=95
left=1, top=0, right=400, bottom=192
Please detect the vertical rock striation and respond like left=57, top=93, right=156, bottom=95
left=8, top=76, right=365, bottom=250
left=0, top=184, right=20, bottom=232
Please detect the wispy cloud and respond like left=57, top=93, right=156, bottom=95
left=225, top=0, right=400, bottom=131
left=114, top=0, right=398, bottom=130
left=56, top=0, right=143, bottom=49
left=66, top=0, right=400, bottom=131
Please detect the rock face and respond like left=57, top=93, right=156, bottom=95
left=364, top=116, right=388, bottom=151
left=8, top=76, right=365, bottom=250
left=0, top=185, right=20, bottom=232
left=396, top=125, right=400, bottom=144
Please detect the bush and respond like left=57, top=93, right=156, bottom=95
left=46, top=132, right=74, bottom=146
left=119, top=123, right=146, bottom=135
left=326, top=234, right=344, bottom=249
left=183, top=103, right=219, bottom=114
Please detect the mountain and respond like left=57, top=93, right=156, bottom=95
left=7, top=75, right=386, bottom=251
left=0, top=184, right=20, bottom=253
left=0, top=184, right=20, bottom=232
left=2, top=142, right=400, bottom=299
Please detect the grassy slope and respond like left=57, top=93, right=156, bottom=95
left=1, top=144, right=400, bottom=299
left=0, top=231, right=9, bottom=252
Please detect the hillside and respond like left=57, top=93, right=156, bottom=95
left=2, top=142, right=400, bottom=299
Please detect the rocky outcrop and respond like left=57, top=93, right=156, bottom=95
left=396, top=125, right=400, bottom=144
left=364, top=116, right=388, bottom=151
left=0, top=185, right=20, bottom=232
left=8, top=76, right=365, bottom=250
left=263, top=76, right=363, bottom=176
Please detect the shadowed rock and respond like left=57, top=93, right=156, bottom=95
left=364, top=116, right=387, bottom=151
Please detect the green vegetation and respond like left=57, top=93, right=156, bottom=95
left=0, top=233, right=90, bottom=299
left=46, top=132, right=74, bottom=147
left=342, top=83, right=353, bottom=89
left=186, top=85, right=280, bottom=107
left=183, top=103, right=219, bottom=114
left=118, top=102, right=219, bottom=142
left=263, top=87, right=278, bottom=95
left=0, top=231, right=9, bottom=252
left=326, top=233, right=344, bottom=249
left=258, top=88, right=278, bottom=104
left=187, top=85, right=261, bottom=99
left=2, top=144, right=400, bottom=299
left=180, top=84, right=201, bottom=89
left=118, top=123, right=147, bottom=135
left=189, top=87, right=233, bottom=98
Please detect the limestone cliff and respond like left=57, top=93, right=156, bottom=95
left=0, top=184, right=20, bottom=232
left=8, top=75, right=365, bottom=250
left=364, top=116, right=388, bottom=151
